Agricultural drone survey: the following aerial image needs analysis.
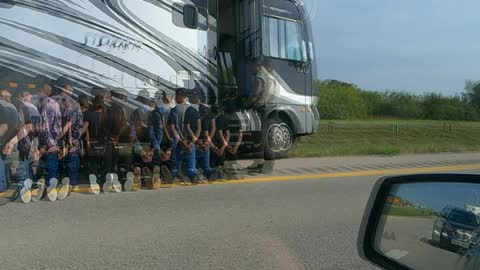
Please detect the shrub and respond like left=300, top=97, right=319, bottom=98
left=315, top=80, right=480, bottom=121
left=316, top=80, right=369, bottom=119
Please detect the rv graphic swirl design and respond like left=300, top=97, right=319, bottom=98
left=0, top=0, right=212, bottom=94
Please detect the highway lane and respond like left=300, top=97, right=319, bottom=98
left=0, top=155, right=479, bottom=270
left=0, top=174, right=379, bottom=270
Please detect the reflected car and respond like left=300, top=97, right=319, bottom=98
left=432, top=206, right=480, bottom=250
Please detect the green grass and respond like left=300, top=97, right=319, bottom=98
left=293, top=120, right=480, bottom=157
left=385, top=205, right=438, bottom=218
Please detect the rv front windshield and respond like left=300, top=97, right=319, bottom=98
left=263, top=16, right=305, bottom=62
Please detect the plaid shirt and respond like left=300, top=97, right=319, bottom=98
left=52, top=94, right=83, bottom=152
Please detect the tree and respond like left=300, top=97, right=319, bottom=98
left=465, top=80, right=480, bottom=109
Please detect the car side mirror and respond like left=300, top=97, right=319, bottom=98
left=358, top=174, right=480, bottom=270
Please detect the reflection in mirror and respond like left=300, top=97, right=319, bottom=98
left=376, top=182, right=480, bottom=270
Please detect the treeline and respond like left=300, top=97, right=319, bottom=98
left=316, top=80, right=480, bottom=121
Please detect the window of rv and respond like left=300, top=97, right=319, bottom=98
left=183, top=4, right=199, bottom=29
left=263, top=16, right=304, bottom=61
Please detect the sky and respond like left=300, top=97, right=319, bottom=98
left=393, top=182, right=480, bottom=213
left=310, top=0, right=480, bottom=95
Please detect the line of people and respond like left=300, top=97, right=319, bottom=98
left=0, top=76, right=245, bottom=203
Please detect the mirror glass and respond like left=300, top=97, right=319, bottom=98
left=376, top=182, right=480, bottom=270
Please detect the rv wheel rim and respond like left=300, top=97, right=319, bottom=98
left=267, top=123, right=293, bottom=153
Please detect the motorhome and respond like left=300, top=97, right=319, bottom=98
left=0, top=0, right=319, bottom=159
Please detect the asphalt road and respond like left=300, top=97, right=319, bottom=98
left=379, top=216, right=463, bottom=270
left=1, top=175, right=376, bottom=270
left=1, top=153, right=480, bottom=270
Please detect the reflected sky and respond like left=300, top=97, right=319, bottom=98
left=391, top=182, right=480, bottom=212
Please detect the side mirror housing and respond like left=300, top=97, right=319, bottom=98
left=295, top=60, right=310, bottom=73
left=358, top=174, right=480, bottom=270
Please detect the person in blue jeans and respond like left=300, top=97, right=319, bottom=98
left=19, top=90, right=42, bottom=182
left=188, top=90, right=216, bottom=180
left=149, top=101, right=173, bottom=155
left=148, top=102, right=174, bottom=181
left=12, top=91, right=36, bottom=183
left=167, top=88, right=201, bottom=183
left=52, top=78, right=84, bottom=189
left=33, top=76, right=62, bottom=186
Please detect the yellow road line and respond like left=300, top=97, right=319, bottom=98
left=210, top=164, right=480, bottom=185
left=1, top=164, right=479, bottom=198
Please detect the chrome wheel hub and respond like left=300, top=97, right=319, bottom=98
left=266, top=123, right=293, bottom=153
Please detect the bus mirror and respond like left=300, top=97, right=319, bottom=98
left=295, top=60, right=309, bottom=69
left=295, top=60, right=310, bottom=73
left=302, top=41, right=308, bottom=62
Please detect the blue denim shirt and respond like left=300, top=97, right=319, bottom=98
left=148, top=106, right=165, bottom=151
